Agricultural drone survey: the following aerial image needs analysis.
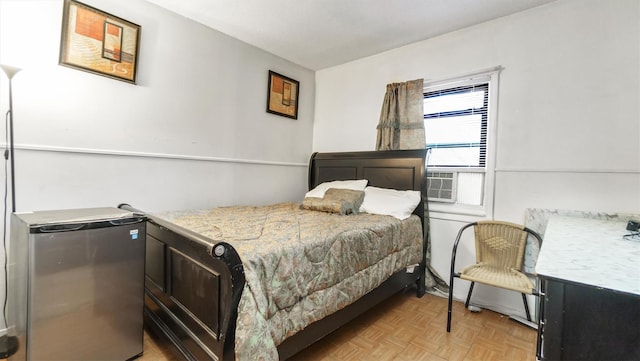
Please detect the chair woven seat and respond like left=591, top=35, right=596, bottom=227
left=460, top=263, right=534, bottom=294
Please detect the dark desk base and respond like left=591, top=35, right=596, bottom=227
left=540, top=278, right=640, bottom=360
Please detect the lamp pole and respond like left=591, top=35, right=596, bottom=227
left=0, top=63, right=21, bottom=358
left=0, top=64, right=20, bottom=213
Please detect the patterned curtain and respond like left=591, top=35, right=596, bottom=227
left=375, top=79, right=426, bottom=150
left=375, top=78, right=446, bottom=291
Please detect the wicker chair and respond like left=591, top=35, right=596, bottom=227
left=446, top=220, right=543, bottom=332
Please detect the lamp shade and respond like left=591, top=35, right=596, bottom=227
left=0, top=64, right=21, bottom=80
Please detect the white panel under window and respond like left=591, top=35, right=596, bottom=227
left=456, top=172, right=484, bottom=205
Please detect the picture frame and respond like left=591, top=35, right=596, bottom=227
left=59, top=0, right=141, bottom=84
left=267, top=70, right=299, bottom=119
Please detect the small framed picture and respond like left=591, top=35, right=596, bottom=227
left=59, top=0, right=141, bottom=84
left=267, top=70, right=299, bottom=119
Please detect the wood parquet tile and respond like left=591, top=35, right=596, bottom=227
left=2, top=290, right=536, bottom=361
left=290, top=290, right=537, bottom=361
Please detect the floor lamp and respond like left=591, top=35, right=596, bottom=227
left=0, top=63, right=21, bottom=358
left=1, top=64, right=19, bottom=211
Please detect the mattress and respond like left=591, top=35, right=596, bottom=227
left=157, top=202, right=423, bottom=360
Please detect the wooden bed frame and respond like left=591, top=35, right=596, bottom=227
left=120, top=149, right=428, bottom=361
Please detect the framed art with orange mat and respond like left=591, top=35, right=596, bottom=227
left=267, top=70, right=299, bottom=119
left=59, top=0, right=140, bottom=84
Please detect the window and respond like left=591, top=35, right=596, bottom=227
left=423, top=68, right=500, bottom=216
left=424, top=84, right=488, bottom=168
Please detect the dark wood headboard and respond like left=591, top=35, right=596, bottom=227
left=308, top=149, right=427, bottom=223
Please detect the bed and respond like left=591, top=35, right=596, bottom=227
left=119, top=149, right=429, bottom=360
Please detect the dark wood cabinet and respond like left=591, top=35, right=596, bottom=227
left=539, top=277, right=640, bottom=361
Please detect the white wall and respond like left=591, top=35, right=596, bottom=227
left=314, top=0, right=640, bottom=317
left=0, top=0, right=314, bottom=329
left=0, top=0, right=315, bottom=211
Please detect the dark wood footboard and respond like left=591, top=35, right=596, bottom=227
left=120, top=204, right=245, bottom=361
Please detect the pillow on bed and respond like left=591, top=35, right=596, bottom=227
left=304, top=179, right=368, bottom=198
left=359, top=186, right=422, bottom=220
left=302, top=188, right=365, bottom=215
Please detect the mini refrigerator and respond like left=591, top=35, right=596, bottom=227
left=8, top=207, right=146, bottom=361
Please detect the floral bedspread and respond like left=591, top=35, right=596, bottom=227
left=161, top=202, right=423, bottom=360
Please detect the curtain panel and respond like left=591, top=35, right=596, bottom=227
left=375, top=78, right=446, bottom=291
left=375, top=78, right=426, bottom=151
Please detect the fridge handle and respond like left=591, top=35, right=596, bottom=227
left=38, top=223, right=87, bottom=233
left=109, top=217, right=146, bottom=226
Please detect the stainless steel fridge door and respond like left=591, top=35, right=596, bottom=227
left=28, top=221, right=145, bottom=361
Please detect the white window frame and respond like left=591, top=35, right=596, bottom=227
left=424, top=67, right=502, bottom=221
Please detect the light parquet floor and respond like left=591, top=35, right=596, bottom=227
left=140, top=290, right=538, bottom=361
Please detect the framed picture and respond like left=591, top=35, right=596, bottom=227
left=59, top=0, right=141, bottom=84
left=267, top=70, right=299, bottom=119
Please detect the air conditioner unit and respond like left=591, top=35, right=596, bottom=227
left=426, top=171, right=456, bottom=203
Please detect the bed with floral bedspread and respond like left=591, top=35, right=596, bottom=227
left=128, top=149, right=429, bottom=361
left=158, top=202, right=423, bottom=360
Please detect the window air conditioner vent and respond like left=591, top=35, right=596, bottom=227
left=426, top=171, right=456, bottom=203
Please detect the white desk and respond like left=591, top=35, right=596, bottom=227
left=535, top=215, right=640, bottom=360
left=536, top=215, right=640, bottom=295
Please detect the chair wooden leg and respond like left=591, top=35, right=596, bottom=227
left=465, top=282, right=475, bottom=308
left=522, top=293, right=532, bottom=322
left=447, top=276, right=454, bottom=332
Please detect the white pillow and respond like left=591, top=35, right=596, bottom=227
left=359, top=186, right=421, bottom=220
left=305, top=179, right=368, bottom=198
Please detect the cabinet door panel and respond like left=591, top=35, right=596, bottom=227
left=562, top=282, right=639, bottom=360
left=542, top=279, right=640, bottom=361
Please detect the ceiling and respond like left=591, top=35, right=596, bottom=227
left=143, top=0, right=556, bottom=70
